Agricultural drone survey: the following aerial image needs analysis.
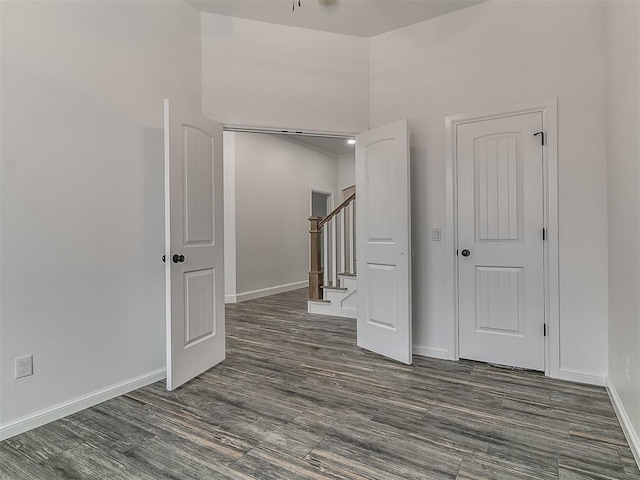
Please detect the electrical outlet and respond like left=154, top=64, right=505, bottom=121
left=625, top=356, right=631, bottom=381
left=15, top=355, right=33, bottom=379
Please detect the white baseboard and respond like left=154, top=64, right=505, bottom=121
left=413, top=346, right=453, bottom=360
left=553, top=368, right=607, bottom=386
left=411, top=349, right=606, bottom=386
left=0, top=368, right=166, bottom=441
left=233, top=280, right=308, bottom=303
left=607, top=378, right=640, bottom=469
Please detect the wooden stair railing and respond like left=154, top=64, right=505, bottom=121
left=308, top=192, right=356, bottom=300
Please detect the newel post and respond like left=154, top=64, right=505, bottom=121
left=308, top=216, right=324, bottom=300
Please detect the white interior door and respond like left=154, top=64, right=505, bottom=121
left=355, top=119, right=412, bottom=364
left=457, top=112, right=544, bottom=370
left=164, top=99, right=225, bottom=390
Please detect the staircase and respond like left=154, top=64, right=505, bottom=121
left=307, top=192, right=357, bottom=318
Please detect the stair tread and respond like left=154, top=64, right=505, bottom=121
left=307, top=299, right=330, bottom=304
left=337, top=272, right=356, bottom=277
left=323, top=286, right=348, bottom=291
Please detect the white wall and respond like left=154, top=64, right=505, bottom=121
left=0, top=0, right=201, bottom=429
left=370, top=0, right=609, bottom=381
left=201, top=13, right=369, bottom=134
left=225, top=133, right=339, bottom=301
left=606, top=0, right=640, bottom=459
left=338, top=154, right=356, bottom=193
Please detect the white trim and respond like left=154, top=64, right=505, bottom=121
left=553, top=368, right=606, bottom=387
left=607, top=378, right=640, bottom=469
left=231, top=280, right=309, bottom=303
left=413, top=346, right=452, bottom=360
left=0, top=368, right=166, bottom=441
left=222, top=124, right=355, bottom=139
left=445, top=98, right=559, bottom=377
left=309, top=187, right=334, bottom=218
left=223, top=131, right=237, bottom=302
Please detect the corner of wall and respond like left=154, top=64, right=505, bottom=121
left=607, top=378, right=640, bottom=469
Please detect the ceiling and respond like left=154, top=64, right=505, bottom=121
left=272, top=133, right=355, bottom=156
left=187, top=0, right=486, bottom=37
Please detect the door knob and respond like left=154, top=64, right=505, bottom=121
left=461, top=249, right=471, bottom=257
left=172, top=254, right=185, bottom=263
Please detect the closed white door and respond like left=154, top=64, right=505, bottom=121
left=356, top=119, right=412, bottom=364
left=164, top=99, right=225, bottom=390
left=457, top=112, right=544, bottom=371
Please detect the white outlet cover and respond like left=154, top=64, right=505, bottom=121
left=15, top=354, right=33, bottom=379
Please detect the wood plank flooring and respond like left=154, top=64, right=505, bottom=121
left=1, top=288, right=639, bottom=479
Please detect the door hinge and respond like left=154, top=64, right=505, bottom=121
left=542, top=228, right=546, bottom=241
left=534, top=131, right=545, bottom=146
left=543, top=324, right=548, bottom=336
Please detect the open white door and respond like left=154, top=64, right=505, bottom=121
left=164, top=99, right=225, bottom=391
left=355, top=119, right=412, bottom=364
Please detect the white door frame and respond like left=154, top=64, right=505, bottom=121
left=223, top=124, right=356, bottom=140
left=309, top=187, right=334, bottom=218
left=445, top=98, right=559, bottom=378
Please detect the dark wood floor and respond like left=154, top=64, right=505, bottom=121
left=1, top=288, right=639, bottom=480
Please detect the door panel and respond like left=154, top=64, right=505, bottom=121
left=457, top=112, right=544, bottom=370
left=165, top=99, right=225, bottom=391
left=475, top=266, right=523, bottom=335
left=184, top=268, right=216, bottom=346
left=356, top=119, right=411, bottom=364
left=184, top=126, right=215, bottom=245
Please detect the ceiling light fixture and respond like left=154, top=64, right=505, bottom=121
left=347, top=139, right=356, bottom=145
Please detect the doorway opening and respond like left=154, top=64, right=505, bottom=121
left=164, top=104, right=413, bottom=390
left=222, top=129, right=355, bottom=305
left=311, top=190, right=332, bottom=219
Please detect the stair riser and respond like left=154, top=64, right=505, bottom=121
left=308, top=278, right=357, bottom=319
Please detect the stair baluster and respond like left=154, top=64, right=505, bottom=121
left=308, top=192, right=356, bottom=300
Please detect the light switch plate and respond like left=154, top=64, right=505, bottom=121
left=432, top=228, right=441, bottom=241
